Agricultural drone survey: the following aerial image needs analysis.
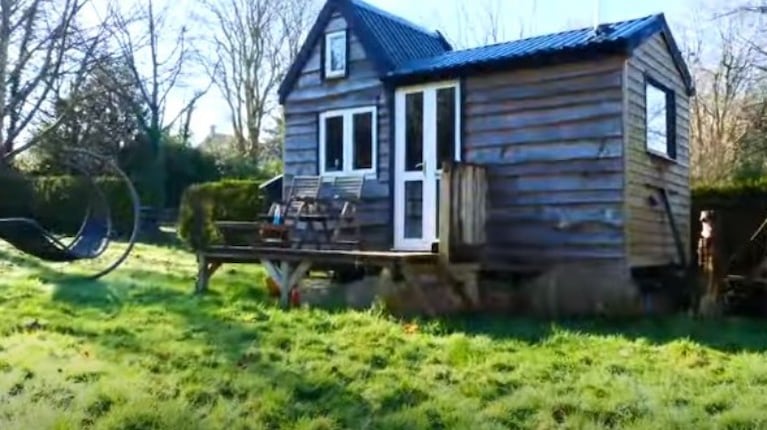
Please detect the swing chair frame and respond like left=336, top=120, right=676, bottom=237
left=0, top=147, right=141, bottom=279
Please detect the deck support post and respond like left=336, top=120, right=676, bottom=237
left=399, top=262, right=437, bottom=317
left=261, top=259, right=312, bottom=308
left=195, top=254, right=221, bottom=294
left=442, top=263, right=481, bottom=309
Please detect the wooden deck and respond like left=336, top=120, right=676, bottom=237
left=193, top=162, right=490, bottom=310
left=196, top=245, right=441, bottom=307
left=202, top=245, right=438, bottom=266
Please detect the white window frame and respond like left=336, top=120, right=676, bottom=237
left=319, top=106, right=377, bottom=178
left=324, top=30, right=347, bottom=79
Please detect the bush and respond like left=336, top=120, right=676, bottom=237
left=177, top=180, right=266, bottom=248
left=692, top=178, right=767, bottom=209
left=0, top=163, right=36, bottom=218
left=0, top=169, right=138, bottom=237
left=34, top=176, right=138, bottom=236
left=163, top=140, right=221, bottom=209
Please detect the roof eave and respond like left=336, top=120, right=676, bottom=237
left=278, top=0, right=395, bottom=105
left=623, top=14, right=696, bottom=97
left=340, top=1, right=396, bottom=75
left=278, top=1, right=337, bottom=105
left=434, top=30, right=453, bottom=51
left=384, top=40, right=630, bottom=85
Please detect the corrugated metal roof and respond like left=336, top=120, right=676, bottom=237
left=279, top=2, right=694, bottom=102
left=349, top=0, right=451, bottom=67
left=390, top=14, right=662, bottom=77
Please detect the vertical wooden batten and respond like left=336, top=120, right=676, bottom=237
left=438, top=161, right=488, bottom=264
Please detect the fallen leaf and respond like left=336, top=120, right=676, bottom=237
left=403, top=323, right=418, bottom=334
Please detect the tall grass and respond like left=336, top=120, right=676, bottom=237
left=1, top=242, right=767, bottom=429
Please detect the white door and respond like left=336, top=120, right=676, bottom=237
left=394, top=81, right=460, bottom=251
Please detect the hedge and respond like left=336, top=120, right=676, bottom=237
left=177, top=180, right=266, bottom=248
left=692, top=179, right=767, bottom=209
left=0, top=167, right=137, bottom=236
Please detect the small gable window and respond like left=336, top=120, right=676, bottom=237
left=319, top=106, right=376, bottom=177
left=324, top=30, right=347, bottom=79
left=645, top=77, right=676, bottom=160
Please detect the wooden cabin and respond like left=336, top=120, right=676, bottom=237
left=278, top=0, right=695, bottom=279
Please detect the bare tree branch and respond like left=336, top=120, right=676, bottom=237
left=0, top=0, right=102, bottom=159
left=679, top=1, right=767, bottom=184
left=202, top=0, right=317, bottom=163
left=97, top=0, right=205, bottom=207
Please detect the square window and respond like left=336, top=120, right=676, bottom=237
left=319, top=107, right=377, bottom=176
left=645, top=78, right=676, bottom=159
left=325, top=31, right=346, bottom=79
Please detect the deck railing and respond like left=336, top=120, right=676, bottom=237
left=438, top=161, right=488, bottom=263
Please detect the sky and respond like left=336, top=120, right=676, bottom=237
left=173, top=0, right=699, bottom=144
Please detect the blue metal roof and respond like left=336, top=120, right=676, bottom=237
left=391, top=16, right=655, bottom=76
left=349, top=0, right=451, bottom=67
left=387, top=13, right=694, bottom=95
left=279, top=3, right=694, bottom=102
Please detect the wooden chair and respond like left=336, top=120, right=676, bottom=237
left=263, top=175, right=324, bottom=248
left=215, top=175, right=323, bottom=247
left=324, top=175, right=365, bottom=249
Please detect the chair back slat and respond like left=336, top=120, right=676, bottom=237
left=290, top=176, right=322, bottom=199
left=331, top=176, right=365, bottom=200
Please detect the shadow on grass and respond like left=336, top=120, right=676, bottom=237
left=37, top=253, right=378, bottom=426
left=0, top=247, right=61, bottom=274
left=434, top=313, right=767, bottom=353
left=9, top=242, right=767, bottom=356
left=49, top=268, right=767, bottom=355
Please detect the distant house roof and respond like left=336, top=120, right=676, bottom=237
left=199, top=125, right=236, bottom=153
left=388, top=14, right=694, bottom=96
left=278, top=0, right=451, bottom=103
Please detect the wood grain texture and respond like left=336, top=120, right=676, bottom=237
left=462, top=57, right=629, bottom=270
left=282, top=14, right=391, bottom=249
left=439, top=162, right=487, bottom=263
left=625, top=33, right=692, bottom=268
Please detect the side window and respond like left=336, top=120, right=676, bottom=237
left=324, top=30, right=347, bottom=79
left=319, top=107, right=376, bottom=176
left=645, top=78, right=676, bottom=159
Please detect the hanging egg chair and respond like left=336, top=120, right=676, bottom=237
left=0, top=148, right=141, bottom=279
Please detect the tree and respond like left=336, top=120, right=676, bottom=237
left=102, top=0, right=211, bottom=207
left=680, top=1, right=767, bottom=184
left=426, top=0, right=545, bottom=49
left=202, top=0, right=317, bottom=165
left=0, top=0, right=103, bottom=160
left=29, top=57, right=145, bottom=174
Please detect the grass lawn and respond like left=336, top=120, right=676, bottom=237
left=2, top=242, right=767, bottom=429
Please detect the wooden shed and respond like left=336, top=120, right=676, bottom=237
left=278, top=0, right=695, bottom=278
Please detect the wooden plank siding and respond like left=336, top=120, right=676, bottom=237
left=624, top=33, right=691, bottom=267
left=462, top=58, right=629, bottom=270
left=283, top=13, right=391, bottom=249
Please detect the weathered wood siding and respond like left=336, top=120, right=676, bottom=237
left=462, top=58, right=628, bottom=270
left=282, top=13, right=391, bottom=248
left=625, top=33, right=691, bottom=267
